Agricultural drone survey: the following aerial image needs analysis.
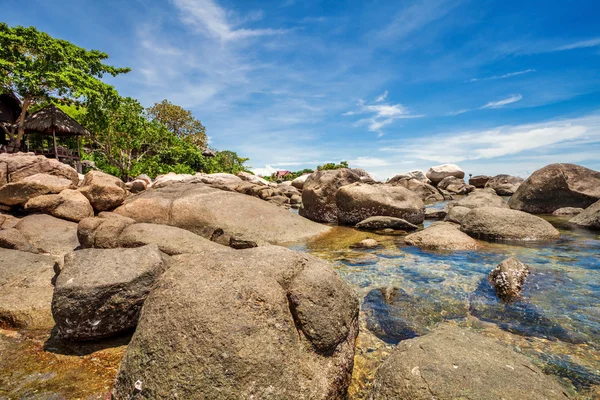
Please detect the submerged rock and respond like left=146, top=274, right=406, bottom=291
left=350, top=238, right=379, bottom=249
left=112, top=246, right=358, bottom=399
left=485, top=174, right=524, bottom=195
left=356, top=216, right=418, bottom=231
left=553, top=207, right=584, bottom=216
left=370, top=324, right=570, bottom=400
left=488, top=257, right=530, bottom=302
left=509, top=163, right=600, bottom=213
left=405, top=222, right=480, bottom=251
left=569, top=200, right=600, bottom=230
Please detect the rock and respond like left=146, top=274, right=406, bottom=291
left=485, top=174, right=524, bottom=195
left=437, top=176, right=475, bottom=194
left=0, top=153, right=79, bottom=186
left=112, top=246, right=359, bottom=399
left=405, top=222, right=480, bottom=251
left=193, top=172, right=243, bottom=187
left=363, top=287, right=467, bottom=343
left=451, top=188, right=509, bottom=209
left=289, top=194, right=302, bottom=204
left=0, top=248, right=58, bottom=329
left=0, top=173, right=74, bottom=206
left=77, top=212, right=136, bottom=249
left=79, top=170, right=128, bottom=212
left=299, top=168, right=368, bottom=223
left=52, top=245, right=168, bottom=340
left=115, top=183, right=330, bottom=245
left=425, top=208, right=447, bottom=219
left=370, top=324, right=570, bottom=400
left=350, top=238, right=379, bottom=249
left=460, top=207, right=560, bottom=241
left=444, top=205, right=472, bottom=224
left=291, top=173, right=310, bottom=189
left=0, top=228, right=38, bottom=253
left=552, top=207, right=584, bottom=216
left=355, top=216, right=418, bottom=231
left=335, top=183, right=424, bottom=225
left=426, top=164, right=465, bottom=185
left=128, top=179, right=147, bottom=193
left=489, top=257, right=530, bottom=302
left=135, top=174, right=152, bottom=185
left=509, top=163, right=600, bottom=213
left=151, top=172, right=194, bottom=188
left=24, top=189, right=94, bottom=222
left=237, top=171, right=269, bottom=186
left=468, top=175, right=491, bottom=188
left=266, top=195, right=290, bottom=206
left=387, top=177, right=443, bottom=202
left=0, top=212, right=19, bottom=229
left=569, top=200, right=600, bottom=230
left=14, top=214, right=79, bottom=256
left=388, top=170, right=427, bottom=183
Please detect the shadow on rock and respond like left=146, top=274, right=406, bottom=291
left=43, top=326, right=133, bottom=356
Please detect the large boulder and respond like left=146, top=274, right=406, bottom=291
left=509, top=163, right=600, bottom=213
left=151, top=172, right=194, bottom=189
left=77, top=212, right=135, bottom=249
left=79, top=170, right=128, bottom=212
left=437, top=176, right=475, bottom=195
left=115, top=183, right=330, bottom=245
left=0, top=248, right=58, bottom=329
left=569, top=199, right=600, bottom=230
left=0, top=173, right=74, bottom=206
left=52, top=245, right=168, bottom=340
left=237, top=171, right=269, bottom=186
left=299, top=168, right=368, bottom=223
left=0, top=228, right=38, bottom=253
left=485, top=174, right=524, bottom=195
left=488, top=257, right=530, bottom=302
left=112, top=246, right=359, bottom=399
left=444, top=205, right=472, bottom=224
left=460, top=207, right=560, bottom=241
left=451, top=188, right=508, bottom=209
left=404, top=222, right=480, bottom=251
left=426, top=164, right=465, bottom=185
left=468, top=175, right=490, bottom=188
left=291, top=173, right=310, bottom=190
left=335, top=183, right=424, bottom=225
left=24, top=189, right=94, bottom=222
left=387, top=177, right=443, bottom=202
left=14, top=214, right=79, bottom=256
left=388, top=170, right=428, bottom=183
left=370, top=324, right=570, bottom=400
left=0, top=153, right=79, bottom=186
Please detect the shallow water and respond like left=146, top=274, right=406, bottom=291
left=292, top=210, right=600, bottom=399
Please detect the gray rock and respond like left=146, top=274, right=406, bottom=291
left=509, top=163, right=600, bottom=213
left=128, top=179, right=147, bottom=194
left=444, top=205, right=472, bottom=224
left=350, top=238, right=379, bottom=249
left=356, top=216, right=419, bottom=231
left=460, top=207, right=560, bottom=241
left=52, top=245, right=168, bottom=340
left=452, top=188, right=509, bottom=209
left=425, top=208, right=447, bottom=220
left=115, top=183, right=329, bottom=245
left=112, top=246, right=358, bottom=399
left=0, top=248, right=58, bottom=329
left=468, top=175, right=491, bottom=188
left=405, top=222, right=480, bottom=251
left=552, top=207, right=584, bottom=216
left=0, top=153, right=79, bottom=187
left=489, top=257, right=530, bottom=302
left=0, top=228, right=38, bottom=253
left=291, top=173, right=310, bottom=189
left=79, top=170, right=128, bottom=212
left=569, top=200, right=600, bottom=230
left=299, top=168, right=368, bottom=223
left=370, top=324, right=570, bottom=400
left=426, top=164, right=465, bottom=185
left=387, top=177, right=443, bottom=202
left=0, top=180, right=57, bottom=206
left=24, top=189, right=94, bottom=222
left=336, top=183, right=424, bottom=225
left=14, top=214, right=79, bottom=256
left=77, top=212, right=135, bottom=249
left=485, top=174, right=524, bottom=195
left=437, top=176, right=475, bottom=195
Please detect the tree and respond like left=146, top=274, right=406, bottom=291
left=316, top=161, right=349, bottom=171
left=0, top=23, right=129, bottom=151
left=147, top=99, right=208, bottom=150
left=203, top=150, right=250, bottom=174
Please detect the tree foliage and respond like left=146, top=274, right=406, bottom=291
left=316, top=161, right=349, bottom=170
left=0, top=23, right=129, bottom=150
left=147, top=99, right=208, bottom=150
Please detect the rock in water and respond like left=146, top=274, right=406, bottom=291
left=405, top=222, right=480, bottom=251
left=460, top=207, right=560, bottom=241
left=425, top=164, right=465, bottom=185
left=444, top=205, right=472, bottom=224
left=452, top=188, right=508, bottom=209
left=468, top=175, right=491, bottom=188
left=299, top=168, right=367, bottom=223
left=355, top=216, right=419, bottom=231
left=485, top=174, right=524, bottom=195
left=552, top=207, right=584, bottom=216
left=569, top=200, right=600, bottom=230
left=0, top=248, right=58, bottom=329
left=112, top=246, right=358, bottom=399
left=370, top=324, right=570, bottom=400
left=509, top=163, right=600, bottom=213
left=489, top=257, right=530, bottom=302
left=52, top=245, right=168, bottom=340
left=336, top=183, right=424, bottom=225
left=79, top=170, right=129, bottom=212
left=115, top=183, right=329, bottom=245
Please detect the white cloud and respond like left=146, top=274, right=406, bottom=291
left=349, top=157, right=390, bottom=167
left=375, top=90, right=388, bottom=102
left=480, top=94, right=522, bottom=109
left=251, top=164, right=277, bottom=176
left=468, top=69, right=535, bottom=82
left=555, top=37, right=600, bottom=51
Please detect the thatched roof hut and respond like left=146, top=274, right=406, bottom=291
left=24, top=104, right=89, bottom=136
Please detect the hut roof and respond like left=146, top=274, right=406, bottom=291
left=24, top=104, right=89, bottom=136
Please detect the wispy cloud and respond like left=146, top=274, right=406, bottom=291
left=349, top=157, right=390, bottom=167
left=555, top=37, right=600, bottom=51
left=375, top=90, right=388, bottom=102
left=172, top=0, right=287, bottom=41
left=468, top=69, right=535, bottom=82
left=480, top=94, right=522, bottom=109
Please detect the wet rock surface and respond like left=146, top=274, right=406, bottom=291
left=405, top=222, right=480, bottom=251
left=569, top=200, right=600, bottom=230
left=355, top=216, right=418, bottom=231
left=488, top=257, right=530, bottom=302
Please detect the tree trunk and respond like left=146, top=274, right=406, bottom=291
left=7, top=97, right=32, bottom=153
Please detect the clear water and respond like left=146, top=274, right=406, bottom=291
left=291, top=208, right=600, bottom=399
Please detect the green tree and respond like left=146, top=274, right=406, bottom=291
left=203, top=150, right=250, bottom=174
left=147, top=99, right=207, bottom=150
left=316, top=161, right=349, bottom=171
left=0, top=23, right=129, bottom=151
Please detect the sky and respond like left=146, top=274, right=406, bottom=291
left=3, top=0, right=600, bottom=179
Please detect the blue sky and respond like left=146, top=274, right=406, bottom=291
left=4, top=0, right=600, bottom=179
